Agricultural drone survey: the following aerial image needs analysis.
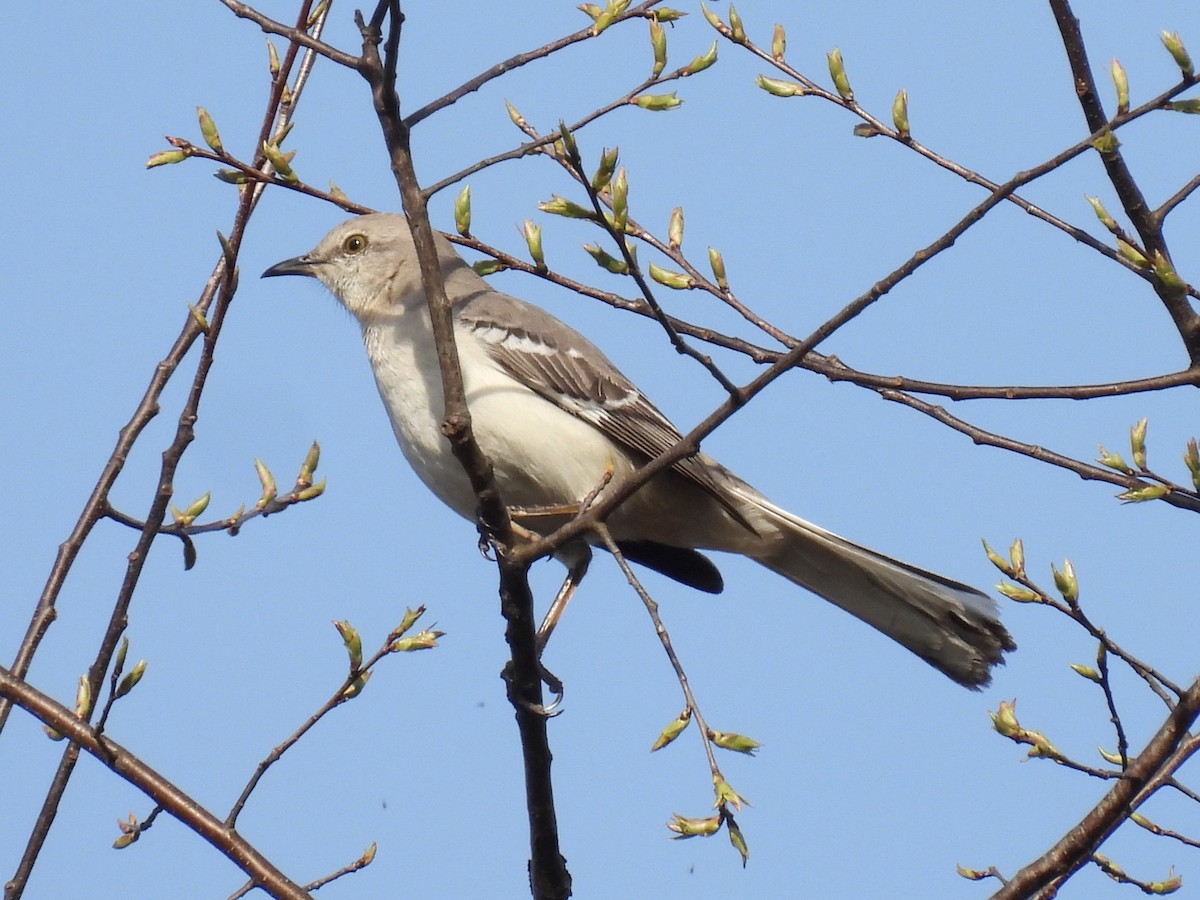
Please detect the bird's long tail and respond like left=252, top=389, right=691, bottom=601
left=739, top=492, right=1014, bottom=688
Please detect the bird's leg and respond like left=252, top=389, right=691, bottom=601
left=536, top=542, right=591, bottom=655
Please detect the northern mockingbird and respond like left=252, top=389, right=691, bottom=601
left=263, top=213, right=1014, bottom=687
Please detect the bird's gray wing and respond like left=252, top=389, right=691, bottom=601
left=458, top=289, right=756, bottom=533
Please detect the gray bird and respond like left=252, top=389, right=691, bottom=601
left=263, top=213, right=1014, bottom=687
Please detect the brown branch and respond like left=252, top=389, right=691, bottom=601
left=0, top=666, right=309, bottom=900
left=1048, top=0, right=1200, bottom=360
left=993, top=677, right=1200, bottom=899
left=354, top=7, right=570, bottom=899
left=3, top=6, right=327, bottom=896
left=402, top=1, right=666, bottom=128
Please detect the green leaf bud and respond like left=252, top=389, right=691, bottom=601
left=667, top=206, right=684, bottom=249
left=771, top=23, right=786, bottom=61
left=756, top=74, right=804, bottom=97
left=1110, top=58, right=1129, bottom=115
left=454, top=185, right=471, bottom=236
left=1130, top=418, right=1148, bottom=469
left=1160, top=30, right=1194, bottom=76
left=707, top=246, right=728, bottom=291
left=684, top=41, right=718, bottom=75
left=633, top=92, right=682, bottom=111
left=649, top=263, right=691, bottom=289
left=583, top=243, right=630, bottom=274
left=146, top=149, right=189, bottom=168
left=1051, top=559, right=1078, bottom=603
left=891, top=88, right=910, bottom=138
left=649, top=18, right=667, bottom=77
left=827, top=47, right=853, bottom=100
left=333, top=619, right=363, bottom=670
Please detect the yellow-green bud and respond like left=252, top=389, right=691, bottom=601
left=473, top=259, right=507, bottom=277
left=115, top=660, right=147, bottom=700
left=1130, top=418, right=1148, bottom=469
left=1085, top=195, right=1118, bottom=233
left=989, top=699, right=1020, bottom=737
left=390, top=629, right=445, bottom=652
left=1169, top=98, right=1200, bottom=114
left=261, top=140, right=297, bottom=182
left=1051, top=559, right=1078, bottom=603
left=1002, top=541, right=1024, bottom=581
left=1096, top=443, right=1132, bottom=473
left=75, top=675, right=93, bottom=719
left=667, top=813, right=721, bottom=837
left=649, top=263, right=691, bottom=289
left=771, top=23, right=786, bottom=61
left=187, top=302, right=211, bottom=334
left=668, top=206, right=684, bottom=250
left=1097, top=746, right=1124, bottom=765
left=342, top=671, right=371, bottom=699
left=592, top=147, right=619, bottom=192
left=728, top=4, right=745, bottom=43
left=115, top=637, right=130, bottom=673
left=537, top=195, right=595, bottom=219
left=360, top=841, right=378, bottom=865
left=454, top=185, right=471, bottom=236
left=333, top=619, right=363, bottom=670
left=632, top=92, right=682, bottom=111
left=254, top=458, right=278, bottom=509
left=1116, top=239, right=1147, bottom=267
left=827, top=47, right=853, bottom=100
left=1110, top=58, right=1129, bottom=115
left=684, top=41, right=718, bottom=75
left=892, top=88, right=910, bottom=138
left=267, top=39, right=281, bottom=75
left=1151, top=250, right=1186, bottom=290
left=523, top=220, right=545, bottom=270
left=1149, top=872, right=1183, bottom=894
left=981, top=540, right=1014, bottom=576
left=653, top=8, right=686, bottom=23
left=1116, top=483, right=1170, bottom=503
left=727, top=816, right=749, bottom=864
left=591, top=0, right=630, bottom=35
left=712, top=776, right=745, bottom=811
left=1069, top=663, right=1101, bottom=682
left=146, top=149, right=189, bottom=168
left=213, top=169, right=251, bottom=184
left=172, top=491, right=211, bottom=527
left=299, top=441, right=321, bottom=488
left=707, top=246, right=728, bottom=291
left=1183, top=437, right=1200, bottom=491
left=196, top=106, right=224, bottom=153
left=610, top=168, right=628, bottom=232
left=1092, top=129, right=1120, bottom=154
left=578, top=3, right=602, bottom=21
left=649, top=18, right=667, bottom=77
left=504, top=99, right=533, bottom=136
left=997, top=582, right=1041, bottom=603
left=583, top=243, right=630, bottom=275
left=294, top=477, right=326, bottom=502
left=700, top=2, right=721, bottom=31
left=306, top=0, right=330, bottom=28
left=956, top=865, right=988, bottom=882
left=756, top=74, right=804, bottom=97
left=1160, top=31, right=1194, bottom=76
left=650, top=709, right=691, bottom=751
left=556, top=119, right=579, bottom=164
left=710, top=730, right=760, bottom=755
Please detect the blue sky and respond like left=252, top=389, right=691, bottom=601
left=3, top=2, right=1200, bottom=897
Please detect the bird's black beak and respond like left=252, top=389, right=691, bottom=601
left=262, top=254, right=319, bottom=278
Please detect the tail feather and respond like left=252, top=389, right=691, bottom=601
left=744, top=496, right=1015, bottom=688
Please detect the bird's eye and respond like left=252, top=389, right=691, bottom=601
left=342, top=234, right=368, bottom=255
